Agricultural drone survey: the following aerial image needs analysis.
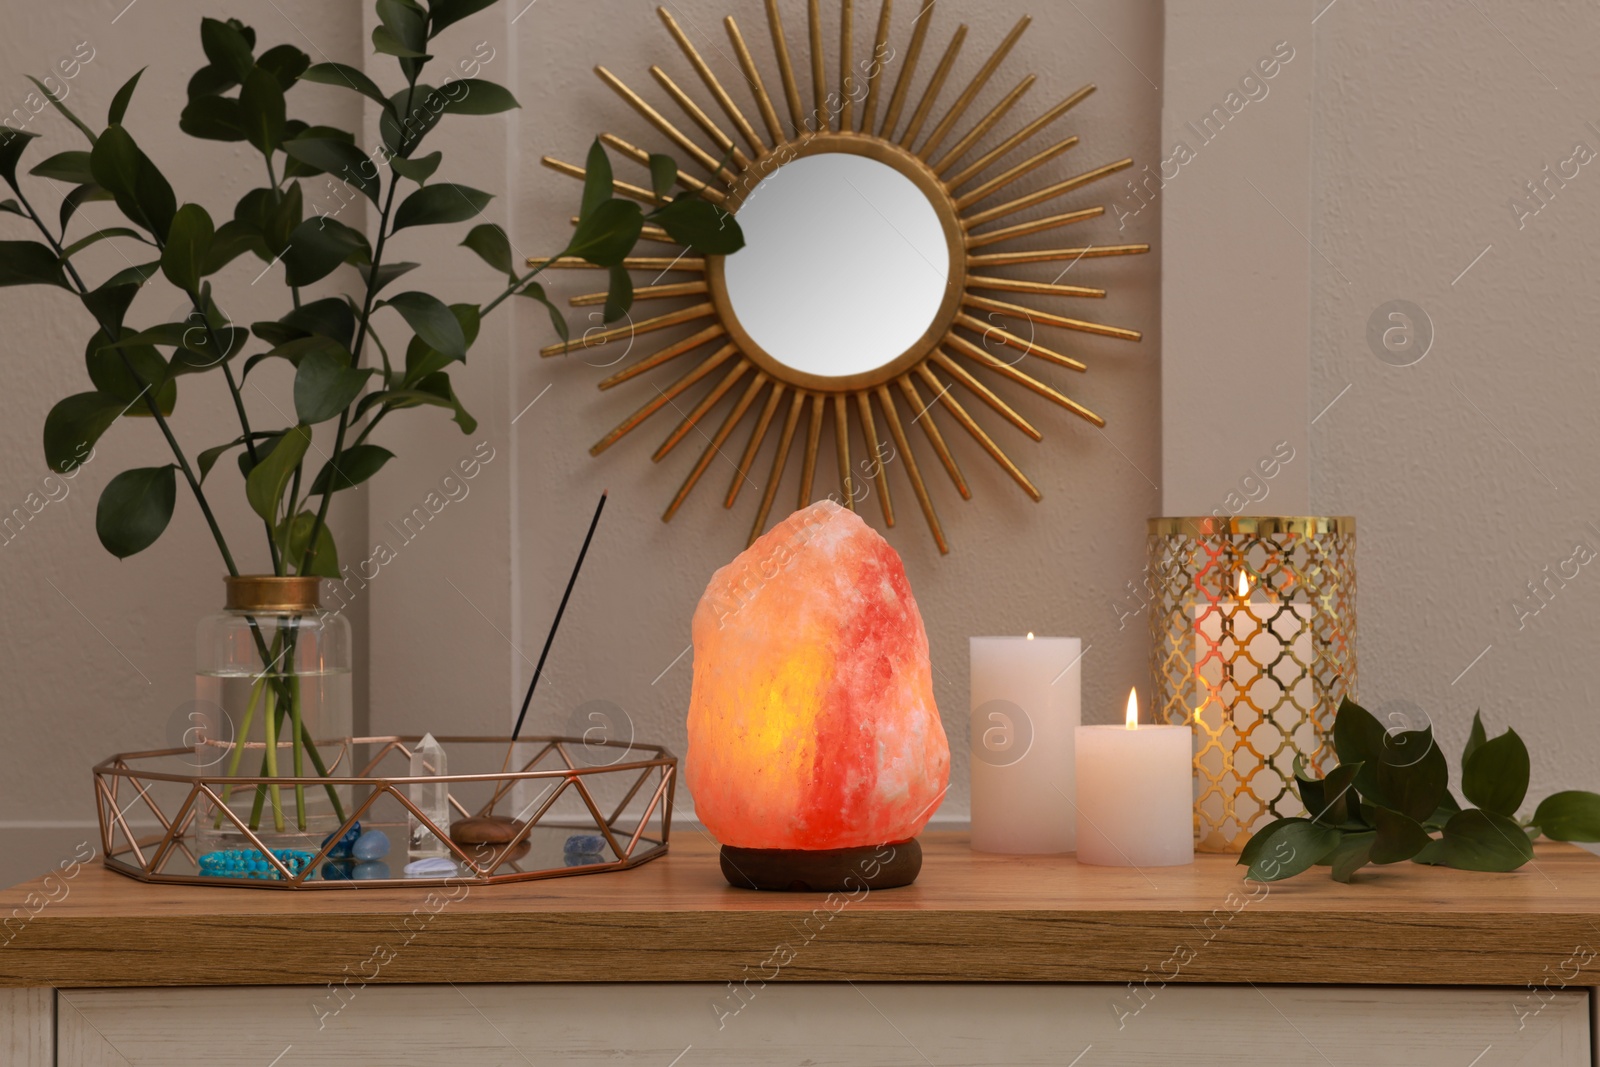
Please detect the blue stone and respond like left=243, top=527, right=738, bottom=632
left=321, top=822, right=362, bottom=859
left=403, top=857, right=459, bottom=878
left=321, top=861, right=354, bottom=881
left=563, top=833, right=606, bottom=855
left=352, top=829, right=390, bottom=861
left=351, top=861, right=391, bottom=880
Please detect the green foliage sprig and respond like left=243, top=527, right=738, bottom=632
left=1242, top=698, right=1600, bottom=883
left=0, top=0, right=743, bottom=578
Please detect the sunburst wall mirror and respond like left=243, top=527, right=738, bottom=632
left=538, top=0, right=1148, bottom=554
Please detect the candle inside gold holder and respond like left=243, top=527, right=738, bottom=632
left=1147, top=516, right=1357, bottom=853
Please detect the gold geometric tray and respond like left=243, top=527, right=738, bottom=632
left=92, top=735, right=676, bottom=889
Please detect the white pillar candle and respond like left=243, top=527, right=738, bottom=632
left=1075, top=690, right=1194, bottom=867
left=969, top=635, right=1080, bottom=854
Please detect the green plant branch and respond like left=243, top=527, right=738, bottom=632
left=10, top=187, right=242, bottom=575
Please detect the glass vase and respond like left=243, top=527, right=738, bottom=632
left=193, top=576, right=353, bottom=860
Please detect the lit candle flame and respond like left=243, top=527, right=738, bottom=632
left=1125, top=687, right=1139, bottom=730
left=1236, top=571, right=1250, bottom=599
left=1026, top=632, right=1034, bottom=640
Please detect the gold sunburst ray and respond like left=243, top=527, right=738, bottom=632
left=539, top=0, right=1151, bottom=553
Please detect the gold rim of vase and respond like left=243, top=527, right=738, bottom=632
left=1146, top=515, right=1356, bottom=538
left=224, top=575, right=322, bottom=612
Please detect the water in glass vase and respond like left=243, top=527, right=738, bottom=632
left=193, top=667, right=354, bottom=857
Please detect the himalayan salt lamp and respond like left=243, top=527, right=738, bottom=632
left=686, top=500, right=950, bottom=891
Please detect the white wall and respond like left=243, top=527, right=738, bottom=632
left=1309, top=0, right=1600, bottom=795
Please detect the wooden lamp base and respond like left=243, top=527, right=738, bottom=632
left=719, top=839, right=922, bottom=892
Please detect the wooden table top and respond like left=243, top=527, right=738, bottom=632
left=5, top=831, right=1600, bottom=988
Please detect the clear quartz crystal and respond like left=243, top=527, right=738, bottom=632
left=408, top=733, right=450, bottom=858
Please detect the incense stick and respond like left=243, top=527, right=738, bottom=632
left=511, top=490, right=609, bottom=742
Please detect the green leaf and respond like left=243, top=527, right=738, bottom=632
left=1363, top=803, right=1432, bottom=864
left=165, top=317, right=248, bottom=377
left=1461, top=726, right=1530, bottom=817
left=24, top=77, right=95, bottom=144
left=0, top=240, right=68, bottom=289
left=276, top=510, right=340, bottom=579
left=186, top=64, right=238, bottom=100
left=237, top=429, right=285, bottom=480
left=245, top=424, right=312, bottom=522
left=256, top=44, right=311, bottom=91
left=107, top=68, right=146, bottom=127
left=1374, top=727, right=1449, bottom=822
left=29, top=150, right=94, bottom=184
left=309, top=444, right=394, bottom=494
left=651, top=195, right=744, bottom=255
left=580, top=138, right=612, bottom=222
left=294, top=347, right=373, bottom=425
left=392, top=182, right=492, bottom=231
left=390, top=150, right=442, bottom=184
left=403, top=302, right=480, bottom=384
left=1304, top=760, right=1362, bottom=827
left=96, top=466, right=177, bottom=558
left=59, top=183, right=115, bottom=232
left=378, top=0, right=430, bottom=50
left=1327, top=831, right=1375, bottom=883
left=253, top=298, right=357, bottom=349
left=0, top=129, right=40, bottom=186
left=1242, top=818, right=1341, bottom=882
left=205, top=219, right=267, bottom=273
left=43, top=392, right=124, bottom=472
left=517, top=280, right=568, bottom=343
left=197, top=435, right=276, bottom=482
left=86, top=327, right=175, bottom=416
left=566, top=198, right=643, bottom=267
left=437, top=79, right=519, bottom=115
left=283, top=139, right=380, bottom=204
left=381, top=85, right=443, bottom=156
left=243, top=335, right=349, bottom=380
left=1532, top=791, right=1600, bottom=842
left=428, top=0, right=499, bottom=37
left=180, top=95, right=248, bottom=142
left=81, top=280, right=141, bottom=336
left=301, top=63, right=392, bottom=110
left=604, top=263, right=633, bottom=323
left=280, top=125, right=357, bottom=179
left=1333, top=697, right=1384, bottom=766
left=0, top=199, right=20, bottom=217
left=385, top=291, right=465, bottom=358
left=89, top=125, right=176, bottom=241
left=239, top=68, right=287, bottom=155
left=648, top=153, right=678, bottom=199
left=1238, top=815, right=1302, bottom=870
left=1432, top=808, right=1535, bottom=872
left=1424, top=791, right=1462, bottom=832
left=160, top=203, right=215, bottom=294
left=358, top=373, right=476, bottom=433
left=59, top=226, right=149, bottom=261
left=101, top=260, right=161, bottom=291
left=1462, top=710, right=1488, bottom=769
left=461, top=223, right=514, bottom=278
left=281, top=217, right=370, bottom=287
left=200, top=17, right=256, bottom=83
left=372, top=24, right=429, bottom=59
left=356, top=260, right=420, bottom=296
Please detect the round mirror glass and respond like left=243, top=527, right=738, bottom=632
left=721, top=152, right=949, bottom=380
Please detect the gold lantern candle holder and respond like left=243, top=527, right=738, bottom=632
left=1147, top=516, right=1357, bottom=853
